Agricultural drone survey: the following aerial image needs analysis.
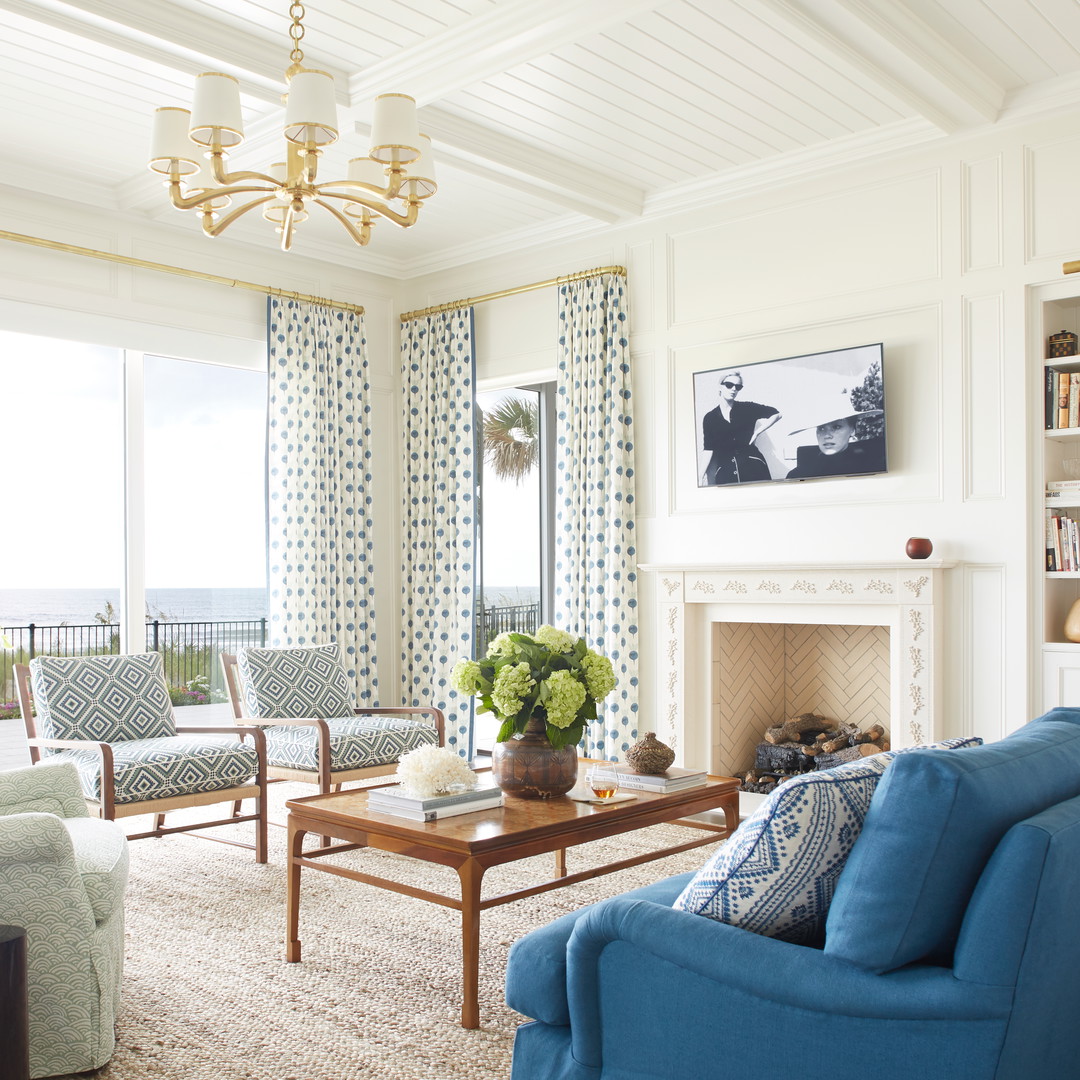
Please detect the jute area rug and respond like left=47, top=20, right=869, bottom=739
left=53, top=784, right=722, bottom=1080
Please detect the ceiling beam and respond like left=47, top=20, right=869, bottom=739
left=761, top=0, right=1005, bottom=133
left=413, top=108, right=645, bottom=223
left=1, top=0, right=350, bottom=102
left=348, top=0, right=666, bottom=104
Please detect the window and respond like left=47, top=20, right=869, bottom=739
left=0, top=333, right=267, bottom=716
left=474, top=383, right=554, bottom=750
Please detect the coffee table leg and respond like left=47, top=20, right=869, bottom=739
left=286, top=821, right=307, bottom=963
left=554, top=847, right=567, bottom=877
left=457, top=858, right=484, bottom=1028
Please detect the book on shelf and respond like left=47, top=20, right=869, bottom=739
left=1059, top=371, right=1071, bottom=429
left=1047, top=508, right=1058, bottom=571
left=1047, top=366, right=1058, bottom=429
left=1047, top=480, right=1080, bottom=491
left=1070, top=373, right=1079, bottom=429
left=366, top=781, right=500, bottom=812
left=367, top=792, right=505, bottom=821
left=618, top=766, right=708, bottom=792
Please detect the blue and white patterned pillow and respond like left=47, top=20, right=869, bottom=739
left=30, top=653, right=176, bottom=744
left=674, top=736, right=984, bottom=944
left=674, top=756, right=892, bottom=944
left=236, top=643, right=355, bottom=720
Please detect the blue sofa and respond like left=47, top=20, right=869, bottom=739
left=505, top=709, right=1080, bottom=1080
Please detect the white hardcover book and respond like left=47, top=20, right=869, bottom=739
left=370, top=794, right=504, bottom=821
left=366, top=782, right=500, bottom=811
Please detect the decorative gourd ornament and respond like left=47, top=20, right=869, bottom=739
left=625, top=732, right=676, bottom=775
left=1065, top=599, right=1080, bottom=643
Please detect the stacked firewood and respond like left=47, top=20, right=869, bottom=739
left=740, top=713, right=889, bottom=794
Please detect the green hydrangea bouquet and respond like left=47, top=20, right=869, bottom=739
left=451, top=625, right=617, bottom=750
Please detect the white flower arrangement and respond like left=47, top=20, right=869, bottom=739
left=395, top=744, right=478, bottom=799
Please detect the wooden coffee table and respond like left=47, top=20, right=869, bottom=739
left=285, top=767, right=739, bottom=1028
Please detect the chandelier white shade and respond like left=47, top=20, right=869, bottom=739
left=148, top=3, right=435, bottom=251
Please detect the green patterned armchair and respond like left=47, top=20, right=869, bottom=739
left=0, top=762, right=128, bottom=1078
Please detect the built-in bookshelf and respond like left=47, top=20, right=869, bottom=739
left=1036, top=285, right=1080, bottom=709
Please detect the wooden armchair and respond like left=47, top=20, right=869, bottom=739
left=15, top=654, right=267, bottom=861
left=222, top=644, right=445, bottom=794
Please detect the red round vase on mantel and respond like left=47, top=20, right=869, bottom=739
left=905, top=537, right=933, bottom=559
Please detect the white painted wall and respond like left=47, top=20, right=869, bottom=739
left=401, top=109, right=1080, bottom=746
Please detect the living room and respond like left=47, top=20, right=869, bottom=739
left=4, top=2, right=1080, bottom=1078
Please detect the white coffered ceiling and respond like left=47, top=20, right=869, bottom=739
left=5, top=0, right=1080, bottom=277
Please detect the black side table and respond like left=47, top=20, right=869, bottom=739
left=0, top=925, right=29, bottom=1080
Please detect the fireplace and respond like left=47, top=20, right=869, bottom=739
left=640, top=563, right=951, bottom=777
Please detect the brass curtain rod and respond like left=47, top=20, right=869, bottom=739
left=399, top=264, right=626, bottom=322
left=0, top=230, right=365, bottom=316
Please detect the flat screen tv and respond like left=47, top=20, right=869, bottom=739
left=693, top=343, right=886, bottom=487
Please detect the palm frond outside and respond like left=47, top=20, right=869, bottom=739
left=482, top=396, right=539, bottom=484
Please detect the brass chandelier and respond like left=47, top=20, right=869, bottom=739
left=148, top=2, right=435, bottom=251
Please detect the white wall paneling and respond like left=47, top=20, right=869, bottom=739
left=962, top=155, right=1003, bottom=273
left=1025, top=134, right=1080, bottom=263
left=962, top=564, right=1007, bottom=742
left=668, top=171, right=942, bottom=327
left=962, top=292, right=1006, bottom=501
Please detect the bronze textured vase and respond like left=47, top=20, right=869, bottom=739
left=625, top=731, right=676, bottom=775
left=492, top=714, right=578, bottom=799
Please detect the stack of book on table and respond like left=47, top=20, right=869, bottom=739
left=366, top=781, right=504, bottom=821
left=618, top=766, right=707, bottom=793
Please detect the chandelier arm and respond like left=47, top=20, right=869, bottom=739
left=167, top=180, right=277, bottom=212
left=316, top=190, right=420, bottom=229
left=316, top=178, right=396, bottom=201
left=205, top=150, right=280, bottom=187
left=201, top=194, right=281, bottom=237
left=311, top=199, right=372, bottom=246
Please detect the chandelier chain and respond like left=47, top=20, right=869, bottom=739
left=288, top=2, right=306, bottom=65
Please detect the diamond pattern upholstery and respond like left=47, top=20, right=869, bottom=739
left=46, top=737, right=260, bottom=805
left=237, top=644, right=354, bottom=720
left=31, top=653, right=176, bottom=743
left=263, top=715, right=438, bottom=772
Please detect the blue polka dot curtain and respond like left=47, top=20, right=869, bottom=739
left=399, top=308, right=477, bottom=756
left=266, top=297, right=379, bottom=700
left=554, top=273, right=638, bottom=758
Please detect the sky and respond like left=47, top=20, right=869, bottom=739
left=2, top=331, right=266, bottom=589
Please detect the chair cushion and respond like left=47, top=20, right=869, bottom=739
left=31, top=653, right=176, bottom=744
left=49, top=736, right=259, bottom=805
left=264, top=716, right=439, bottom=772
left=825, top=718, right=1080, bottom=973
left=62, top=818, right=128, bottom=923
left=236, top=644, right=355, bottom=720
left=674, top=737, right=983, bottom=945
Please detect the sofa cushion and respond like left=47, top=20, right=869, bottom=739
left=0, top=762, right=88, bottom=819
left=505, top=872, right=694, bottom=1027
left=31, top=653, right=176, bottom=744
left=49, top=736, right=259, bottom=805
left=825, top=717, right=1080, bottom=973
left=673, top=737, right=983, bottom=945
left=673, top=756, right=892, bottom=944
left=264, top=716, right=438, bottom=771
left=236, top=644, right=355, bottom=720
left=62, top=818, right=128, bottom=923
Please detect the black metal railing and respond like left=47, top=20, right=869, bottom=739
left=476, top=602, right=540, bottom=647
left=1, top=619, right=267, bottom=704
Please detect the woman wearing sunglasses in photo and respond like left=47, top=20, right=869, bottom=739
left=699, top=370, right=782, bottom=485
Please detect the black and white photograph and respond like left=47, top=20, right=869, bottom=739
left=693, top=343, right=887, bottom=488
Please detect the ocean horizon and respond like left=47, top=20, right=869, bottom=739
left=1, top=585, right=539, bottom=627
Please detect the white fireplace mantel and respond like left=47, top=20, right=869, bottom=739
left=640, top=562, right=954, bottom=775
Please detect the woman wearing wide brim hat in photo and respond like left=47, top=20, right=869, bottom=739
left=785, top=395, right=885, bottom=480
left=699, top=370, right=782, bottom=486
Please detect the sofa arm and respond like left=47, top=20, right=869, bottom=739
left=564, top=899, right=1014, bottom=1075
left=0, top=812, right=78, bottom=865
